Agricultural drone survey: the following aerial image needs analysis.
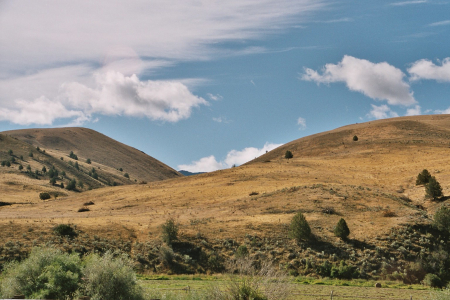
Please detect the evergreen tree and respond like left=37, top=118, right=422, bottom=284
left=353, top=135, right=358, bottom=141
left=334, top=218, right=350, bottom=240
left=42, top=166, right=47, bottom=173
left=161, top=218, right=178, bottom=245
left=285, top=150, right=293, bottom=159
left=18, top=164, right=23, bottom=171
left=66, top=179, right=76, bottom=191
left=416, top=169, right=432, bottom=185
left=86, top=158, right=91, bottom=164
left=289, top=212, right=312, bottom=241
left=426, top=176, right=443, bottom=200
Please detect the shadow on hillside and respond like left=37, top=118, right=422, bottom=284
left=302, top=237, right=376, bottom=258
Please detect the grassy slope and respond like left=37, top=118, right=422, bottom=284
left=1, top=115, right=449, bottom=242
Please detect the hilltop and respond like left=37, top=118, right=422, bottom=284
left=1, top=115, right=449, bottom=279
left=0, top=127, right=181, bottom=202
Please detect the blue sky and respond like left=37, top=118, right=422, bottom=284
left=0, top=0, right=449, bottom=172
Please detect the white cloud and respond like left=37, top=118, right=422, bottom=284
left=428, top=20, right=450, bottom=27
left=302, top=55, right=416, bottom=106
left=212, top=117, right=231, bottom=123
left=178, top=155, right=224, bottom=173
left=389, top=0, right=427, bottom=6
left=207, top=93, right=223, bottom=101
left=408, top=58, right=450, bottom=82
left=0, top=0, right=326, bottom=74
left=367, top=104, right=399, bottom=119
left=297, top=117, right=307, bottom=130
left=435, top=107, right=450, bottom=114
left=177, top=142, right=282, bottom=172
left=0, top=69, right=208, bottom=125
left=406, top=105, right=422, bottom=116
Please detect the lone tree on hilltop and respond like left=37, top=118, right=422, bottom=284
left=353, top=135, right=358, bottom=142
left=416, top=169, right=432, bottom=185
left=289, top=212, right=312, bottom=242
left=426, top=176, right=443, bottom=201
left=285, top=150, right=293, bottom=159
left=434, top=205, right=450, bottom=234
left=334, top=218, right=350, bottom=240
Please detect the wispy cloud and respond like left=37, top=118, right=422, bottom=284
left=435, top=107, right=450, bottom=114
left=389, top=0, right=428, bottom=6
left=178, top=142, right=282, bottom=172
left=297, top=117, right=307, bottom=130
left=207, top=94, right=223, bottom=101
left=302, top=55, right=416, bottom=106
left=408, top=58, right=450, bottom=82
left=314, top=17, right=353, bottom=23
left=212, top=117, right=231, bottom=124
left=428, top=20, right=450, bottom=26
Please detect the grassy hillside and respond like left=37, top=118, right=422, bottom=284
left=1, top=115, right=449, bottom=281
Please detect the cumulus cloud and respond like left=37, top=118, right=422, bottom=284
left=302, top=56, right=416, bottom=106
left=408, top=58, right=450, bottom=82
left=367, top=104, right=399, bottom=119
left=0, top=69, right=207, bottom=125
left=406, top=105, right=422, bottom=116
left=177, top=142, right=282, bottom=172
left=435, top=107, right=450, bottom=114
left=297, top=117, right=307, bottom=130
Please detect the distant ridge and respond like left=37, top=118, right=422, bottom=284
left=178, top=170, right=206, bottom=176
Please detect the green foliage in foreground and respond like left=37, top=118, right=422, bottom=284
left=0, top=247, right=82, bottom=299
left=0, top=247, right=144, bottom=300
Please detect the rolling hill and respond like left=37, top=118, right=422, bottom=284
left=0, top=127, right=182, bottom=202
left=1, top=115, right=449, bottom=277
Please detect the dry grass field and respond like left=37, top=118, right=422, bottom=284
left=1, top=115, right=450, bottom=280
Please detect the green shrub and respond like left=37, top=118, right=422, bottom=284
left=426, top=176, right=443, bottom=200
left=289, top=212, right=312, bottom=242
left=353, top=135, right=358, bottom=141
left=69, top=151, right=78, bottom=160
left=424, top=273, right=442, bottom=288
left=416, top=169, right=432, bottom=185
left=434, top=206, right=450, bottom=234
left=330, top=260, right=357, bottom=279
left=235, top=245, right=249, bottom=258
left=79, top=252, right=144, bottom=300
left=66, top=179, right=77, bottom=191
left=124, top=173, right=130, bottom=179
left=161, top=218, right=178, bottom=245
left=0, top=247, right=81, bottom=300
left=53, top=224, right=78, bottom=238
left=334, top=218, right=350, bottom=240
left=39, top=192, right=51, bottom=200
left=285, top=150, right=293, bottom=159
left=86, top=158, right=91, bottom=164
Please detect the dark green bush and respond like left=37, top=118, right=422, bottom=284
left=161, top=218, right=178, bottom=245
left=66, top=179, right=77, bottom=191
left=39, top=192, right=51, bottom=200
left=235, top=245, right=249, bottom=258
left=285, top=150, right=293, bottom=159
left=424, top=273, right=442, bottom=288
left=353, top=135, right=358, bottom=141
left=53, top=224, right=78, bottom=238
left=124, top=173, right=130, bottom=179
left=434, top=205, right=450, bottom=234
left=69, top=151, right=78, bottom=160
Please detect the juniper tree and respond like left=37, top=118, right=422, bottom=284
left=289, top=212, right=312, bottom=242
left=334, top=218, right=350, bottom=240
left=434, top=205, right=450, bottom=234
left=416, top=169, right=432, bottom=185
left=285, top=150, right=293, bottom=159
left=426, top=176, right=443, bottom=201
